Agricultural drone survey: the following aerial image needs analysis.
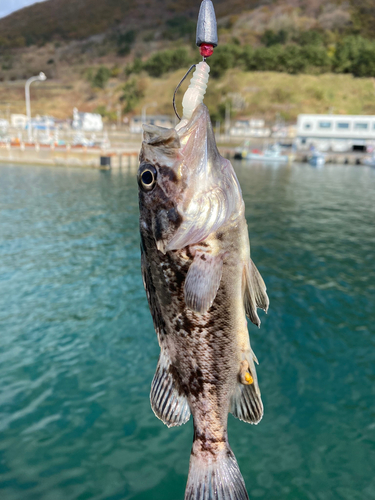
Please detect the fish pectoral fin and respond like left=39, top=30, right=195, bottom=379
left=243, top=259, right=269, bottom=327
left=230, top=356, right=263, bottom=424
left=150, top=350, right=191, bottom=428
left=184, top=251, right=223, bottom=314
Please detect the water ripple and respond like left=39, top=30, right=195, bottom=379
left=0, top=163, right=374, bottom=499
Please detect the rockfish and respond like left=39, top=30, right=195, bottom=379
left=138, top=103, right=269, bottom=500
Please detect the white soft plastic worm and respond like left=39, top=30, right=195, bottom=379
left=181, top=61, right=210, bottom=120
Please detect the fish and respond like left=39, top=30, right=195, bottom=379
left=138, top=102, right=269, bottom=500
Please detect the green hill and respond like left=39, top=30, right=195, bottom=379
left=0, top=0, right=261, bottom=48
left=1, top=0, right=375, bottom=124
left=1, top=0, right=374, bottom=49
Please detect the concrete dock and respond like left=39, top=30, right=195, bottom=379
left=0, top=142, right=139, bottom=169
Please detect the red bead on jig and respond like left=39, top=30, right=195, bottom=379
left=199, top=43, right=214, bottom=58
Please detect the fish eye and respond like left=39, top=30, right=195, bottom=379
left=138, top=164, right=157, bottom=192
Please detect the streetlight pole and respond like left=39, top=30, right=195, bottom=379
left=25, top=72, right=47, bottom=142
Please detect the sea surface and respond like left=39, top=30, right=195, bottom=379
left=0, top=161, right=374, bottom=500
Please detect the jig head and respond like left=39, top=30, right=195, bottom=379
left=172, top=0, right=218, bottom=120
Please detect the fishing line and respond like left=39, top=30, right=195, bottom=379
left=172, top=64, right=196, bottom=121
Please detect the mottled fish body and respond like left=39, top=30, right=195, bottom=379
left=138, top=103, right=269, bottom=500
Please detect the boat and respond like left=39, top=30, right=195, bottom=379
left=234, top=142, right=289, bottom=162
left=363, top=153, right=375, bottom=167
left=308, top=151, right=325, bottom=167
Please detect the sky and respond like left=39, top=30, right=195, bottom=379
left=0, top=0, right=46, bottom=19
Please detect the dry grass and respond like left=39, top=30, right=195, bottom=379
left=1, top=68, right=375, bottom=123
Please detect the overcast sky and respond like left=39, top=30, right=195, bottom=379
left=0, top=0, right=47, bottom=19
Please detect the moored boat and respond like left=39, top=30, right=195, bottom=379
left=308, top=151, right=325, bottom=167
left=234, top=142, right=289, bottom=162
left=363, top=153, right=375, bottom=167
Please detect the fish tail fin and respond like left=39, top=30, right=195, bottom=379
left=185, top=442, right=249, bottom=500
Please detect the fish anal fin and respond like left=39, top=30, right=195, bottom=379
left=150, top=350, right=191, bottom=428
left=231, top=355, right=263, bottom=424
left=243, top=259, right=269, bottom=327
left=184, top=251, right=223, bottom=314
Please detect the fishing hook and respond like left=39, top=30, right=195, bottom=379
left=172, top=64, right=196, bottom=121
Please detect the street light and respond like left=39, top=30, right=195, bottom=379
left=25, top=72, right=47, bottom=142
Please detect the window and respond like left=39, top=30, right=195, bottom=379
left=337, top=122, right=349, bottom=129
left=354, top=123, right=368, bottom=130
left=304, top=123, right=312, bottom=129
left=319, top=121, right=331, bottom=129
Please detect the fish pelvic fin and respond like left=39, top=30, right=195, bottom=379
left=230, top=354, right=263, bottom=424
left=150, top=350, right=191, bottom=428
left=184, top=250, right=223, bottom=314
left=243, top=259, right=269, bottom=328
left=185, top=442, right=249, bottom=500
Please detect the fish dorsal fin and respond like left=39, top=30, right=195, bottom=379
left=243, top=259, right=269, bottom=327
left=184, top=250, right=223, bottom=314
left=230, top=353, right=263, bottom=424
left=150, top=350, right=191, bottom=428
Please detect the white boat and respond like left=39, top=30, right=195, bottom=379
left=363, top=154, right=375, bottom=167
left=308, top=152, right=325, bottom=167
left=235, top=143, right=289, bottom=162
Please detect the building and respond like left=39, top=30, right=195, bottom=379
left=130, top=115, right=174, bottom=134
left=72, top=108, right=103, bottom=132
left=10, top=114, right=28, bottom=128
left=230, top=119, right=271, bottom=138
left=29, top=116, right=55, bottom=130
left=0, top=118, right=9, bottom=133
left=297, top=114, right=375, bottom=152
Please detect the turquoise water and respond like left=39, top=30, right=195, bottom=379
left=0, top=162, right=374, bottom=500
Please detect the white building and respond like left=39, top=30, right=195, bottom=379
left=72, top=108, right=103, bottom=132
left=11, top=114, right=28, bottom=128
left=297, top=114, right=375, bottom=152
left=0, top=118, right=9, bottom=133
left=230, top=119, right=271, bottom=138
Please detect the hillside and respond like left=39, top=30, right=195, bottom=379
left=1, top=0, right=374, bottom=49
left=1, top=0, right=375, bottom=126
left=0, top=0, right=261, bottom=47
left=1, top=69, right=375, bottom=124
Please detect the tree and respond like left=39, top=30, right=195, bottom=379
left=92, top=66, right=111, bottom=89
left=121, top=78, right=146, bottom=113
left=333, top=36, right=368, bottom=73
left=209, top=44, right=242, bottom=78
left=352, top=43, right=375, bottom=77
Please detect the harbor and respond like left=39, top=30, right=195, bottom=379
left=1, top=0, right=375, bottom=499
left=2, top=108, right=375, bottom=169
left=1, top=127, right=374, bottom=169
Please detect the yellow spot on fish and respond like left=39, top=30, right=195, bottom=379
left=245, top=372, right=254, bottom=384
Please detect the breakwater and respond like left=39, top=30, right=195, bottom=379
left=0, top=142, right=139, bottom=169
